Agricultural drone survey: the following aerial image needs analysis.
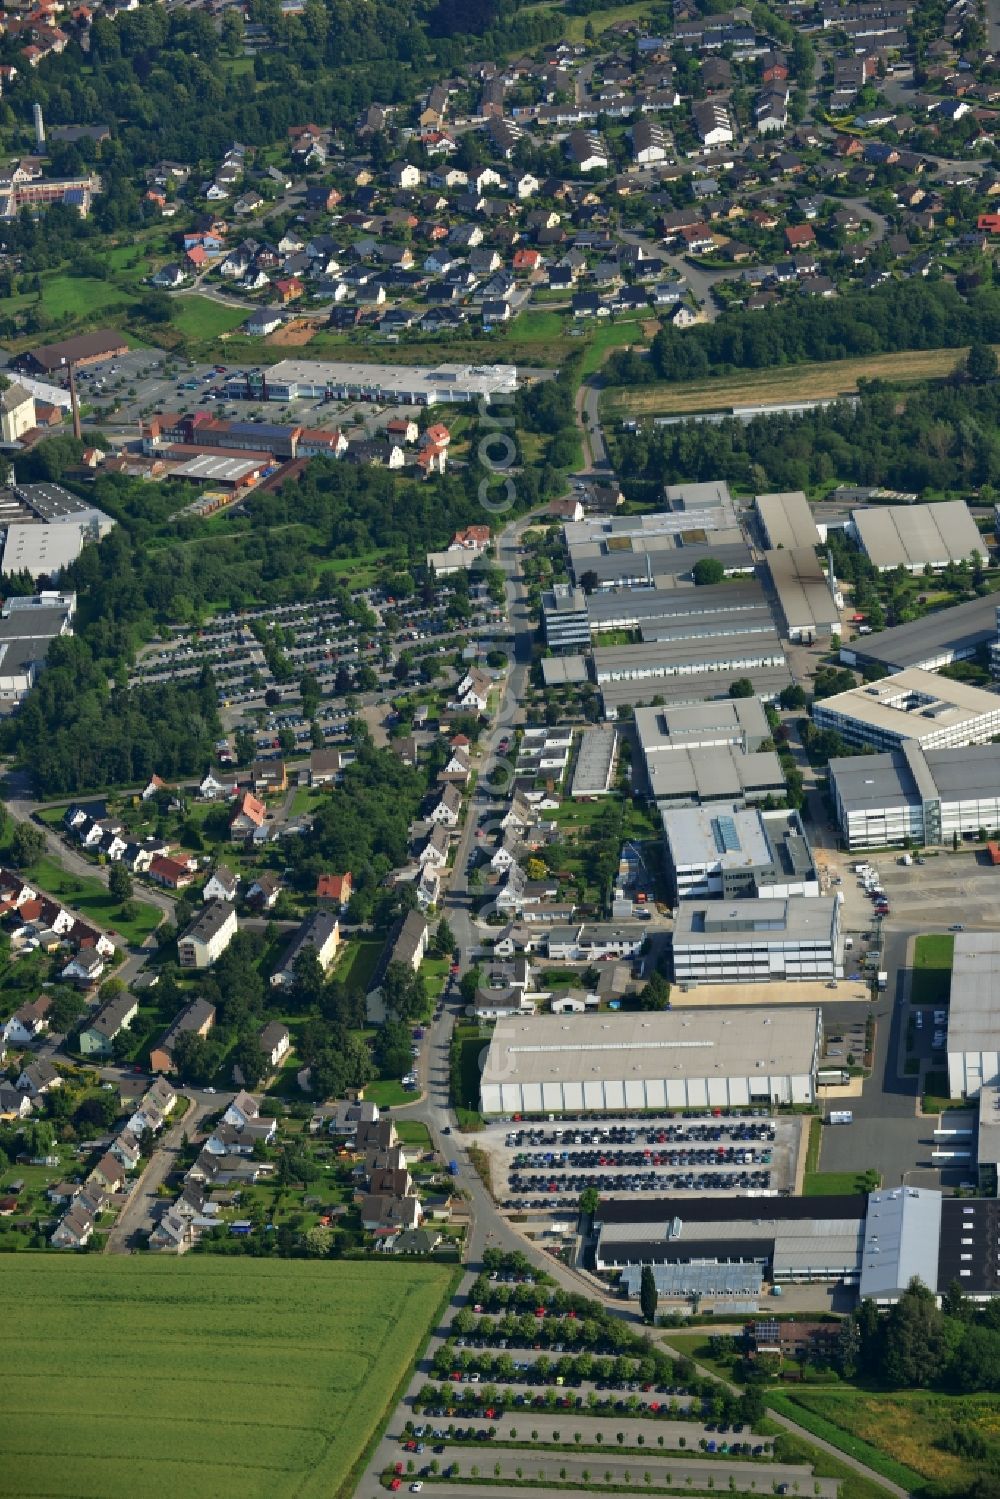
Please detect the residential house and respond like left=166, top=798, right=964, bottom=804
left=149, top=998, right=217, bottom=1074
left=258, top=1021, right=291, bottom=1069
left=246, top=872, right=283, bottom=911
left=429, top=783, right=463, bottom=828
left=251, top=759, right=287, bottom=794
left=0, top=1083, right=32, bottom=1119
left=16, top=1058, right=61, bottom=1096
left=316, top=872, right=352, bottom=911
left=147, top=855, right=194, bottom=891
left=203, top=865, right=239, bottom=903
left=366, top=910, right=429, bottom=1022
left=79, top=990, right=139, bottom=1056
left=230, top=791, right=267, bottom=840
left=177, top=903, right=238, bottom=970
left=224, top=1089, right=260, bottom=1130
left=2, top=994, right=51, bottom=1044
left=270, top=910, right=340, bottom=987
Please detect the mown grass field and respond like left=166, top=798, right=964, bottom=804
left=1, top=1256, right=455, bottom=1499
left=911, top=932, right=954, bottom=1005
left=604, top=344, right=995, bottom=418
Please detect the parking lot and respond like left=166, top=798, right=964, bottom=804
left=475, top=1112, right=801, bottom=1208
left=129, top=580, right=502, bottom=731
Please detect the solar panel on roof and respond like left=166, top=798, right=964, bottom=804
left=714, top=814, right=741, bottom=853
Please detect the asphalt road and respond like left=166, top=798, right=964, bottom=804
left=105, top=1087, right=221, bottom=1252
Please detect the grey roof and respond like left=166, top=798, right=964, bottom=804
left=815, top=667, right=1000, bottom=743
left=830, top=741, right=1000, bottom=815
left=647, top=745, right=785, bottom=803
left=571, top=726, right=617, bottom=795
left=14, top=482, right=95, bottom=521
left=948, top=931, right=1000, bottom=1055
left=587, top=579, right=766, bottom=632
left=273, top=911, right=340, bottom=978
left=756, top=490, right=820, bottom=550
left=600, top=661, right=793, bottom=716
left=661, top=802, right=775, bottom=869
left=859, top=1187, right=942, bottom=1299
left=181, top=902, right=234, bottom=947
left=541, top=655, right=589, bottom=686
left=635, top=698, right=770, bottom=756
left=673, top=895, right=838, bottom=946
left=841, top=591, right=1000, bottom=671
left=852, top=501, right=988, bottom=569
left=482, top=1006, right=821, bottom=1091
left=592, top=631, right=784, bottom=680
left=766, top=547, right=840, bottom=633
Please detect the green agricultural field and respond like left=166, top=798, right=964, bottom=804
left=911, top=932, right=954, bottom=1005
left=1, top=1256, right=455, bottom=1499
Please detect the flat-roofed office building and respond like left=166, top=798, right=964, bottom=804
left=829, top=741, right=1000, bottom=849
left=813, top=668, right=1000, bottom=752
left=662, top=804, right=818, bottom=900
left=635, top=699, right=771, bottom=760
left=647, top=745, right=786, bottom=806
left=672, top=896, right=840, bottom=985
left=479, top=1006, right=822, bottom=1115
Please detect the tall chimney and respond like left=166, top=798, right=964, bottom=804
left=69, top=364, right=81, bottom=441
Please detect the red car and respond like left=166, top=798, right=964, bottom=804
left=390, top=1480, right=402, bottom=1491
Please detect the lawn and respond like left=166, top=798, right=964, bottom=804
left=0, top=1256, right=456, bottom=1499
left=336, top=938, right=383, bottom=993
left=365, top=1078, right=414, bottom=1106
left=169, top=295, right=248, bottom=343
left=911, top=933, right=954, bottom=1006
left=42, top=274, right=141, bottom=322
left=604, top=344, right=990, bottom=418
left=24, top=854, right=162, bottom=947
left=803, top=1170, right=877, bottom=1196
left=770, top=1388, right=988, bottom=1496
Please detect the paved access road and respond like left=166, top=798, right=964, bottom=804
left=104, top=1087, right=224, bottom=1252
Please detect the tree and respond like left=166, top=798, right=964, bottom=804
left=230, top=1035, right=268, bottom=1088
left=692, top=557, right=725, bottom=586
left=579, top=1186, right=600, bottom=1216
left=639, top=971, right=671, bottom=1011
left=9, top=821, right=45, bottom=868
left=108, top=864, right=133, bottom=903
left=966, top=341, right=998, bottom=384
left=778, top=684, right=807, bottom=710
left=579, top=570, right=599, bottom=595
left=880, top=1278, right=947, bottom=1387
left=729, top=678, right=754, bottom=699
left=639, top=1265, right=658, bottom=1325
left=433, top=917, right=456, bottom=959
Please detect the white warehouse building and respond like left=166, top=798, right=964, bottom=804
left=812, top=669, right=1000, bottom=753
left=829, top=741, right=1000, bottom=850
left=479, top=1007, right=822, bottom=1116
left=948, top=932, right=1000, bottom=1099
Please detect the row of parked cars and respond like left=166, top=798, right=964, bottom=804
left=507, top=1169, right=773, bottom=1198
left=510, top=1147, right=772, bottom=1170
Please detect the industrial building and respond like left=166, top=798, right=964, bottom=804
left=0, top=482, right=115, bottom=580
left=812, top=668, right=1000, bottom=752
left=635, top=699, right=771, bottom=761
left=600, top=662, right=794, bottom=719
left=565, top=493, right=737, bottom=556
left=859, top=1187, right=944, bottom=1303
left=0, top=590, right=75, bottom=708
left=765, top=546, right=842, bottom=642
left=478, top=1006, right=822, bottom=1115
left=235, top=359, right=518, bottom=406
left=587, top=579, right=768, bottom=635
left=829, top=741, right=1000, bottom=849
left=570, top=725, right=618, bottom=796
left=567, top=533, right=754, bottom=591
left=541, top=655, right=589, bottom=687
left=840, top=592, right=1000, bottom=674
left=672, top=896, right=840, bottom=985
left=593, top=1194, right=865, bottom=1284
left=662, top=804, right=818, bottom=900
left=12, top=329, right=129, bottom=376
left=592, top=632, right=785, bottom=684
left=851, top=500, right=988, bottom=573
left=646, top=745, right=786, bottom=806
left=948, top=932, right=1000, bottom=1099
left=543, top=584, right=590, bottom=649
left=755, top=489, right=824, bottom=550
left=639, top=604, right=777, bottom=646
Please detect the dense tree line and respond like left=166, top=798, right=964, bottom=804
left=606, top=280, right=1000, bottom=386
left=615, top=379, right=1000, bottom=495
